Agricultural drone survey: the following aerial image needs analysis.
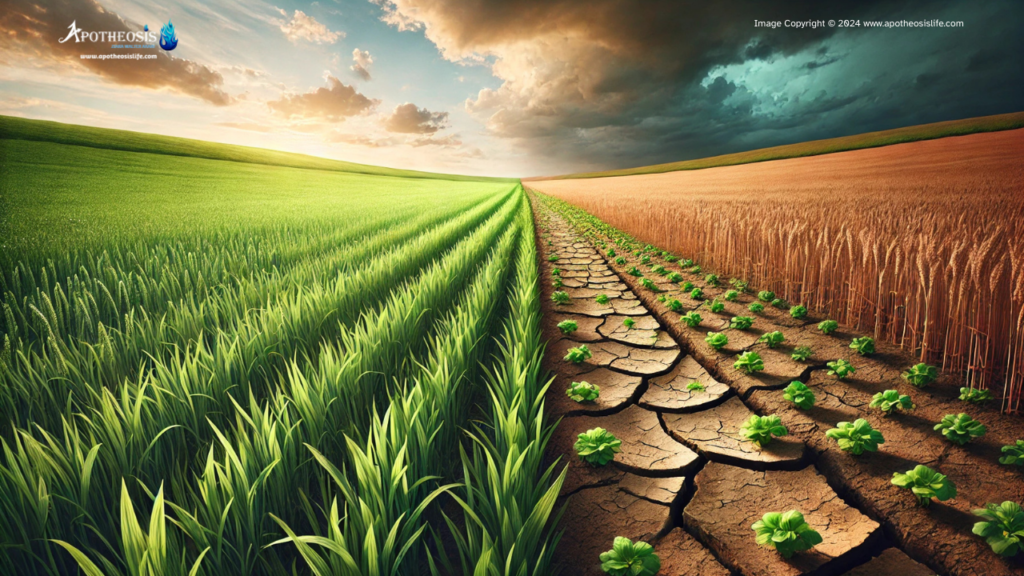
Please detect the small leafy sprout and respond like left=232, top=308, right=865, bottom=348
left=628, top=266, right=643, bottom=277
left=902, top=363, right=938, bottom=388
left=666, top=298, right=683, bottom=312
left=681, top=281, right=694, bottom=291
left=935, top=413, right=986, bottom=445
left=640, top=255, right=651, bottom=265
left=827, top=359, right=856, bottom=380
left=758, top=331, right=785, bottom=348
left=730, top=278, right=750, bottom=292
left=557, top=319, right=578, bottom=335
left=705, top=274, right=719, bottom=286
left=656, top=294, right=667, bottom=302
left=681, top=311, right=702, bottom=327
left=959, top=387, right=994, bottom=404
left=551, top=291, right=571, bottom=305
left=574, top=428, right=622, bottom=466
left=689, top=287, right=704, bottom=300
left=680, top=259, right=693, bottom=267
left=705, top=332, right=729, bottom=350
left=757, top=290, right=775, bottom=302
left=689, top=264, right=701, bottom=274
left=566, top=381, right=600, bottom=403
left=708, top=299, right=725, bottom=313
left=687, top=382, right=706, bottom=393
left=740, top=414, right=788, bottom=446
left=552, top=268, right=562, bottom=276
left=548, top=255, right=559, bottom=262
left=606, top=248, right=616, bottom=257
left=1000, top=441, right=1024, bottom=466
left=595, top=294, right=610, bottom=305
left=783, top=382, right=815, bottom=410
left=734, top=351, right=764, bottom=374
left=599, top=537, right=660, bottom=576
left=791, top=346, right=813, bottom=362
left=817, top=319, right=839, bottom=335
left=652, top=264, right=667, bottom=275
left=640, top=278, right=659, bottom=291
left=729, top=316, right=754, bottom=330
left=615, top=256, right=626, bottom=265
left=770, top=298, right=788, bottom=309
left=724, top=289, right=739, bottom=301
left=564, top=344, right=592, bottom=364
left=892, top=465, right=957, bottom=507
left=972, top=501, right=1024, bottom=557
left=552, top=277, right=563, bottom=288
left=752, top=510, right=822, bottom=559
left=664, top=255, right=678, bottom=263
left=850, top=336, right=875, bottom=356
left=789, top=305, right=808, bottom=319
left=826, top=419, right=885, bottom=455
left=748, top=302, right=765, bottom=313
left=666, top=272, right=683, bottom=283
left=623, top=318, right=636, bottom=330
left=870, top=390, right=915, bottom=415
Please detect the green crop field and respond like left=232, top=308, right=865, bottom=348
left=0, top=118, right=562, bottom=575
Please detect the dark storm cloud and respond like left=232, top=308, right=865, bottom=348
left=376, top=0, right=1024, bottom=174
left=0, top=0, right=231, bottom=105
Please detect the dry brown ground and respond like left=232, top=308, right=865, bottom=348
left=528, top=129, right=1024, bottom=411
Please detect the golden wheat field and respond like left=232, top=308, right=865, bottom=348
left=528, top=128, right=1024, bottom=411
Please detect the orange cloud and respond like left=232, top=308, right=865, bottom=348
left=268, top=75, right=378, bottom=121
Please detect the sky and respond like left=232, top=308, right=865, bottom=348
left=1, top=0, right=1021, bottom=177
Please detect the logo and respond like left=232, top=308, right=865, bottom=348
left=159, top=20, right=178, bottom=51
left=57, top=20, right=158, bottom=44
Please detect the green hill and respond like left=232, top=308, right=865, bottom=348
left=0, top=115, right=513, bottom=182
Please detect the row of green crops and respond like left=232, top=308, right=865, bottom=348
left=0, top=132, right=561, bottom=575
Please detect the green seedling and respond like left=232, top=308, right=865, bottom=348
left=752, top=510, right=822, bottom=558
left=595, top=294, right=610, bottom=305
left=575, top=428, right=621, bottom=466
left=748, top=302, right=765, bottom=313
left=740, top=414, right=788, bottom=446
left=705, top=332, right=728, bottom=350
left=734, top=351, right=764, bottom=373
left=870, top=390, right=915, bottom=415
left=935, top=413, right=986, bottom=445
left=566, top=381, right=600, bottom=403
left=615, top=256, right=627, bottom=265
left=729, top=316, right=754, bottom=330
left=641, top=278, right=659, bottom=291
left=783, top=382, right=815, bottom=410
left=666, top=298, right=683, bottom=312
left=548, top=255, right=559, bottom=262
left=709, top=299, right=725, bottom=313
left=681, top=312, right=702, bottom=327
left=724, top=290, right=739, bottom=301
left=689, top=287, right=704, bottom=300
left=757, top=290, right=775, bottom=302
left=557, top=319, right=578, bottom=335
left=826, top=419, right=885, bottom=455
left=652, top=265, right=667, bottom=275
left=623, top=318, right=636, bottom=330
left=892, top=465, right=957, bottom=507
left=666, top=272, right=683, bottom=283
left=687, top=382, right=706, bottom=393
left=959, top=387, right=994, bottom=404
left=564, top=344, right=592, bottom=364
left=817, top=319, right=839, bottom=335
left=902, top=363, right=938, bottom=388
left=705, top=274, right=719, bottom=286
left=789, top=305, right=807, bottom=319
left=791, top=346, right=813, bottom=362
left=827, top=359, right=856, bottom=380
left=850, top=336, right=875, bottom=355
left=1000, top=441, right=1024, bottom=466
left=628, top=266, right=643, bottom=277
left=551, top=291, right=571, bottom=305
left=972, top=502, right=1024, bottom=557
left=758, top=331, right=785, bottom=348
left=599, top=537, right=660, bottom=576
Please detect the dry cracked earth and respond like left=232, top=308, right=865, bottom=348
left=531, top=196, right=1024, bottom=576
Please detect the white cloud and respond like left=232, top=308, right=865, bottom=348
left=351, top=48, right=373, bottom=80
left=277, top=9, right=343, bottom=44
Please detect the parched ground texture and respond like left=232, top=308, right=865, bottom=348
left=532, top=197, right=1024, bottom=576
